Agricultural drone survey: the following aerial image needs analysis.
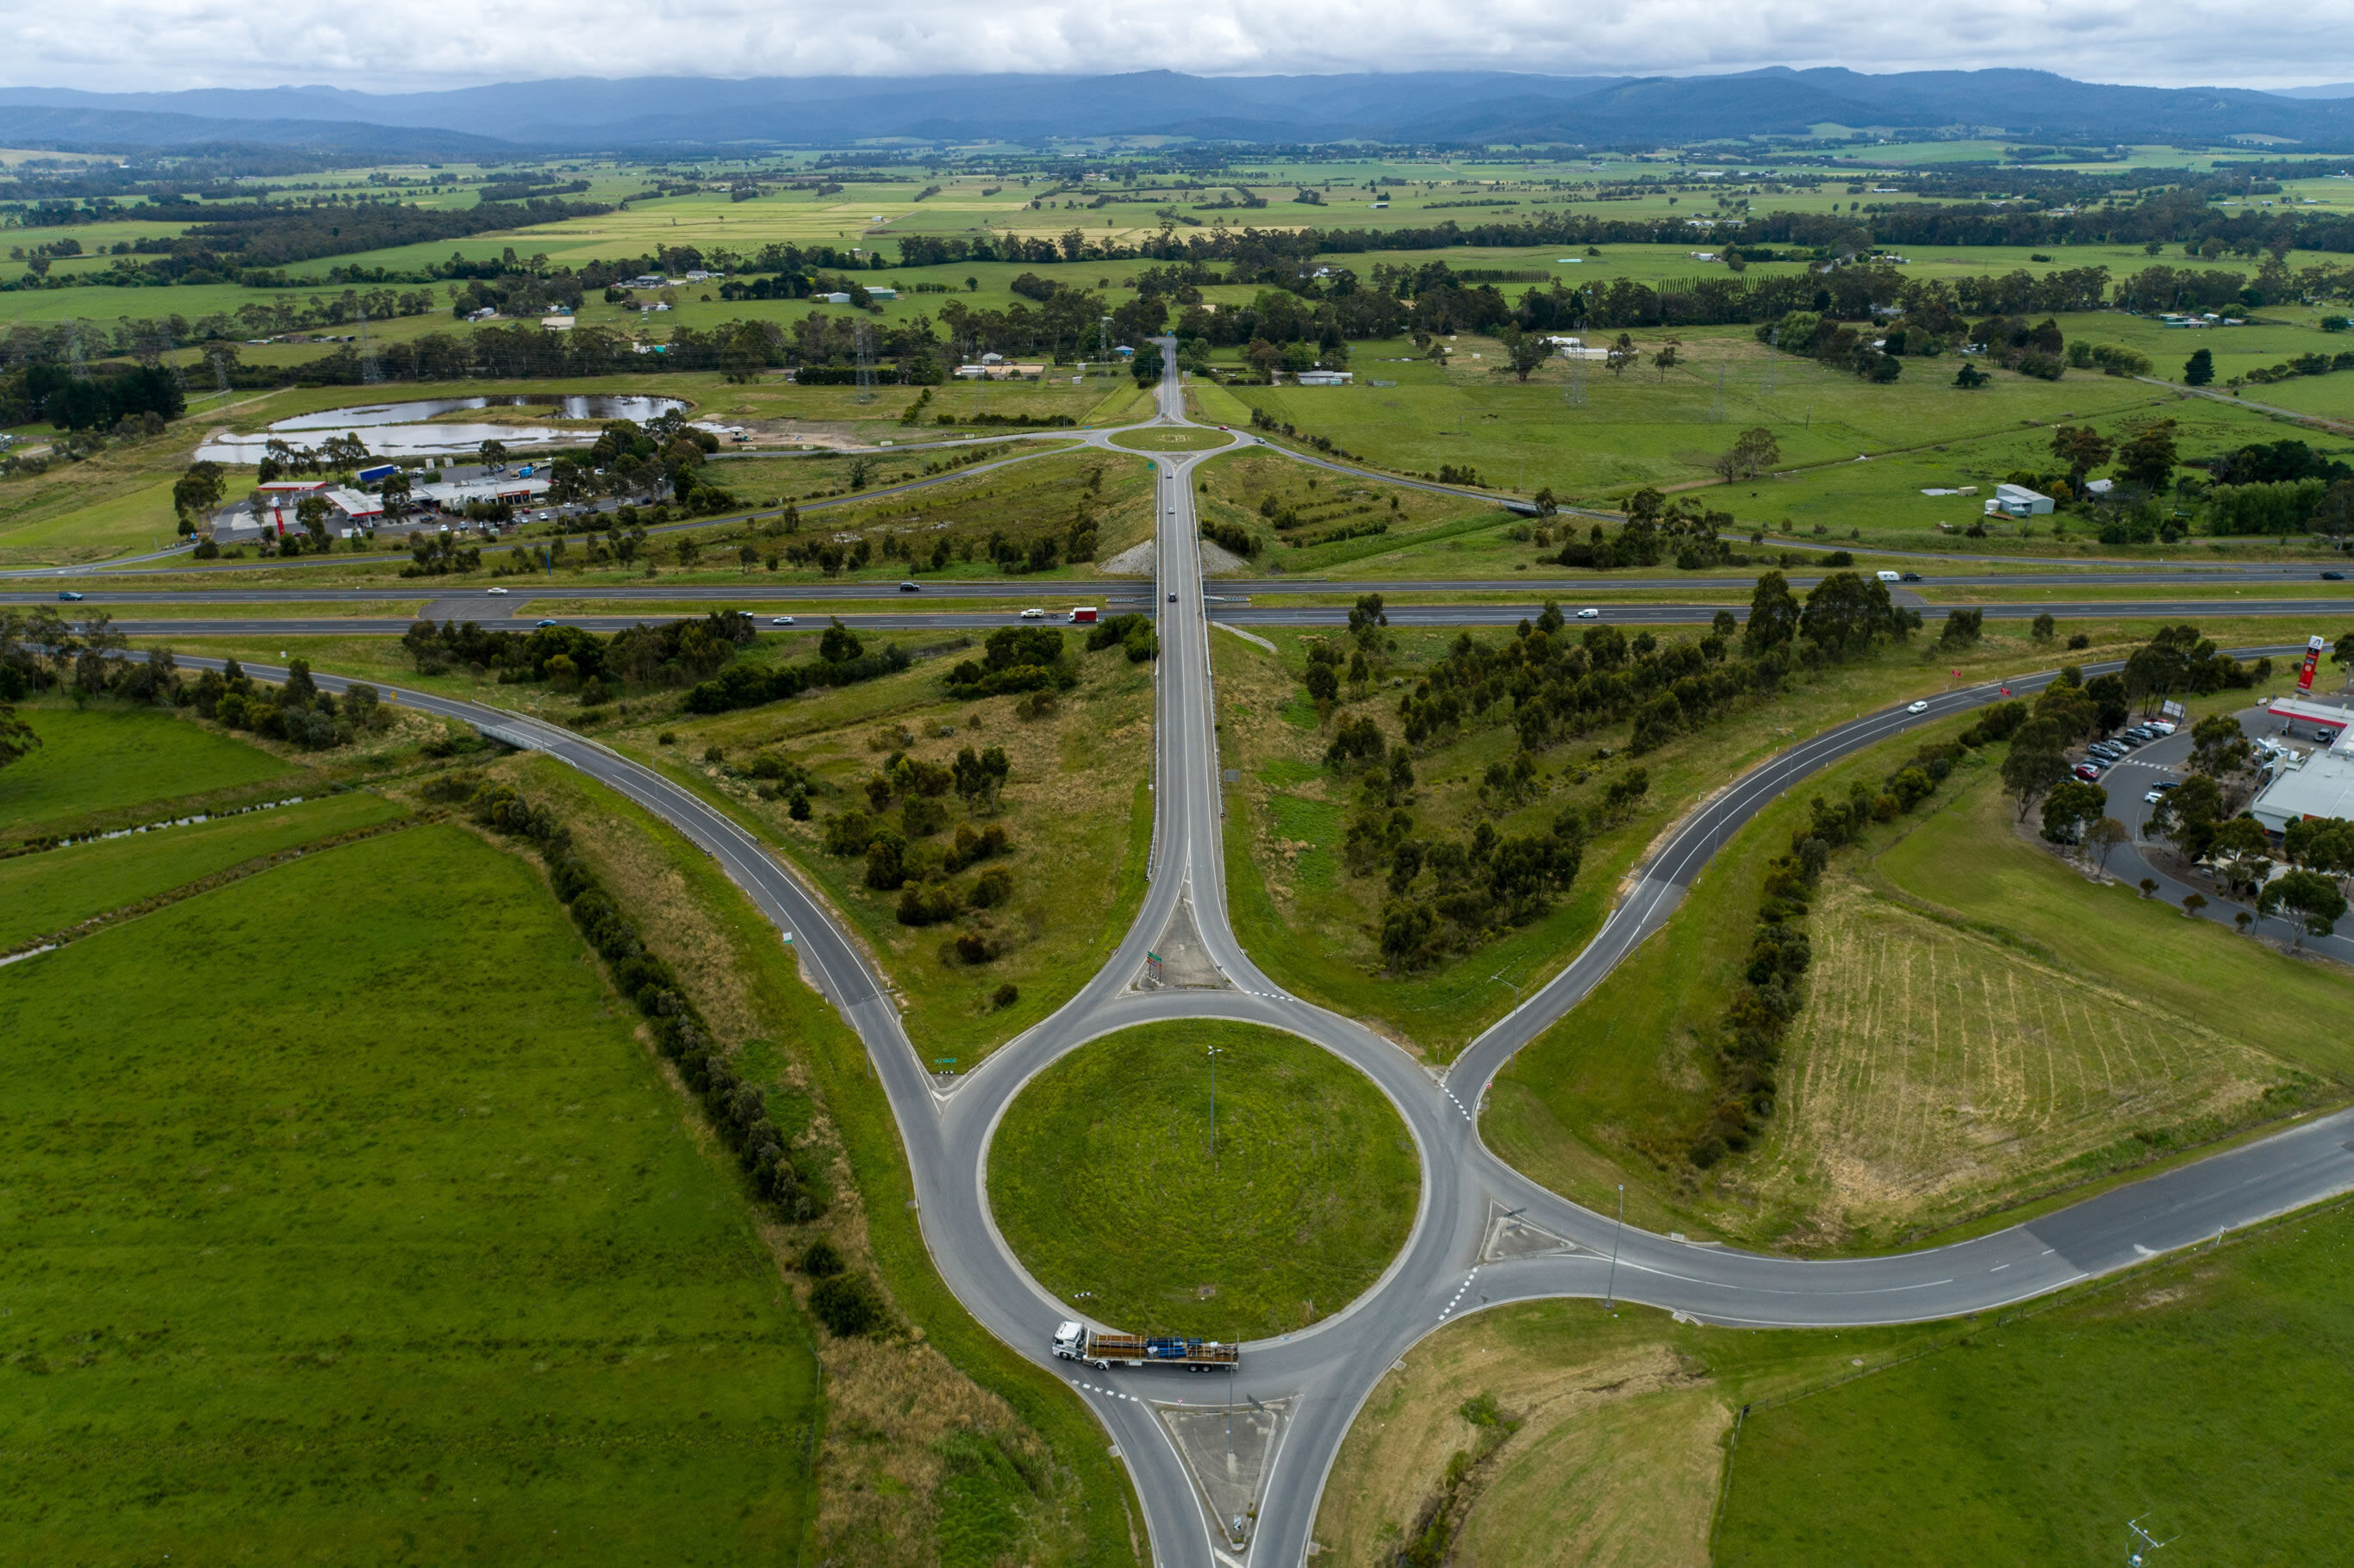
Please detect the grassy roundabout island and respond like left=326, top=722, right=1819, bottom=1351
left=987, top=1020, right=1419, bottom=1340
left=1110, top=426, right=1233, bottom=452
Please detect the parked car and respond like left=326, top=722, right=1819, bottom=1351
left=2077, top=762, right=2106, bottom=781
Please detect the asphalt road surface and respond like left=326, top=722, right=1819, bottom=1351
left=79, top=596, right=2354, bottom=644
left=148, top=348, right=2354, bottom=1568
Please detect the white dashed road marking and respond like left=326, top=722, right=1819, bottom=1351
left=1437, top=1267, right=1480, bottom=1322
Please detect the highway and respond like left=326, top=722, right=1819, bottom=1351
left=153, top=348, right=2354, bottom=1568
left=74, top=596, right=2354, bottom=644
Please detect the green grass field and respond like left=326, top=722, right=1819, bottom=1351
left=1715, top=1201, right=2354, bottom=1565
left=987, top=1020, right=1419, bottom=1340
left=0, top=704, right=299, bottom=835
left=0, top=787, right=405, bottom=949
left=0, top=824, right=823, bottom=1564
left=1108, top=427, right=1228, bottom=452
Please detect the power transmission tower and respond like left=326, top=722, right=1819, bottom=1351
left=853, top=318, right=875, bottom=404
left=1098, top=315, right=1113, bottom=385
left=68, top=323, right=88, bottom=382
left=209, top=350, right=233, bottom=398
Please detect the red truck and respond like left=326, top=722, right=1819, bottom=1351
left=1069, top=607, right=1098, bottom=625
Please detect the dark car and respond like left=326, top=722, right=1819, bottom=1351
left=1900, top=571, right=1922, bottom=582
left=899, top=581, right=920, bottom=593
left=57, top=590, right=83, bottom=601
left=2324, top=571, right=2346, bottom=581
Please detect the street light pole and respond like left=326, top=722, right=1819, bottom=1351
left=1604, top=1184, right=1625, bottom=1311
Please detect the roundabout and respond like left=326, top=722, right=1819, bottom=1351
left=987, top=1019, right=1419, bottom=1340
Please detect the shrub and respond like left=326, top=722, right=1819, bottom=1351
left=809, top=1273, right=887, bottom=1338
left=800, top=1239, right=844, bottom=1278
left=991, top=981, right=1019, bottom=1010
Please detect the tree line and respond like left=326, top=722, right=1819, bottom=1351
left=464, top=781, right=831, bottom=1226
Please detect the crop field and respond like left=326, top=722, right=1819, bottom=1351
left=0, top=823, right=824, bottom=1565
left=1716, top=1202, right=2354, bottom=1565
left=0, top=703, right=299, bottom=834
left=1752, top=872, right=2301, bottom=1241
left=1486, top=705, right=2354, bottom=1249
left=986, top=1020, right=1419, bottom=1339
left=0, top=787, right=405, bottom=949
left=1872, top=764, right=2354, bottom=1088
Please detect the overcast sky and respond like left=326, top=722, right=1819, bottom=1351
left=8, top=0, right=2347, bottom=94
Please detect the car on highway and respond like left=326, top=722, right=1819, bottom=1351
left=487, top=587, right=508, bottom=594
left=56, top=590, right=82, bottom=601
left=535, top=619, right=558, bottom=628
left=771, top=615, right=795, bottom=625
left=1900, top=571, right=1922, bottom=582
left=899, top=581, right=920, bottom=592
left=1019, top=608, right=1045, bottom=619
left=1907, top=700, right=1929, bottom=713
left=2324, top=571, right=2345, bottom=581
left=1576, top=607, right=1600, bottom=619
left=1168, top=591, right=1178, bottom=602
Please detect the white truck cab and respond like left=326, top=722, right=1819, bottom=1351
left=1052, top=1321, right=1086, bottom=1360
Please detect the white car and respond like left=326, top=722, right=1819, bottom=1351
left=1576, top=607, right=1601, bottom=619
left=1019, top=607, right=1046, bottom=619
left=2145, top=788, right=2166, bottom=804
left=1907, top=700, right=1929, bottom=714
left=770, top=615, right=796, bottom=626
left=486, top=587, right=508, bottom=595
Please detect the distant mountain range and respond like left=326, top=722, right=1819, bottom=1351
left=4, top=68, right=2354, bottom=157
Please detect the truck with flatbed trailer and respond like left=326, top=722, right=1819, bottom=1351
left=1052, top=1320, right=1238, bottom=1372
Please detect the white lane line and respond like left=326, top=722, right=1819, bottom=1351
left=1990, top=1263, right=2010, bottom=1272
left=1437, top=1266, right=1480, bottom=1322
